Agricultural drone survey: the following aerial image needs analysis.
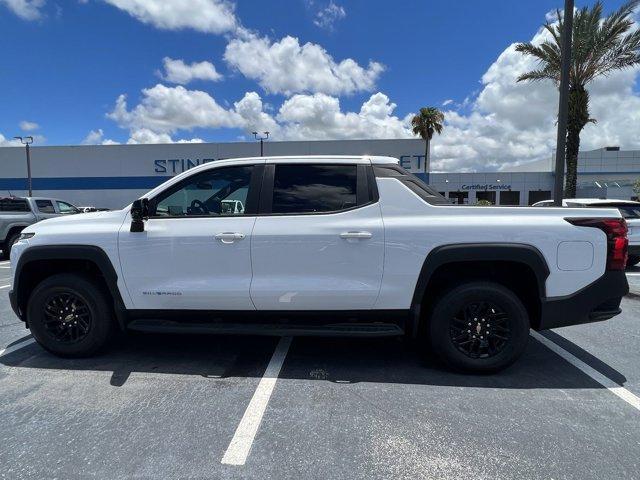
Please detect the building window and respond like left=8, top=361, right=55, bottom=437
left=528, top=190, right=551, bottom=206
left=476, top=191, right=496, bottom=205
left=499, top=191, right=520, bottom=206
left=448, top=191, right=469, bottom=205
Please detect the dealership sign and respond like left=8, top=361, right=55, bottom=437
left=461, top=184, right=512, bottom=190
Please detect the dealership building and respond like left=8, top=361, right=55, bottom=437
left=0, top=139, right=638, bottom=208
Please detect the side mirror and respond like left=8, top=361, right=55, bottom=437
left=130, top=198, right=149, bottom=232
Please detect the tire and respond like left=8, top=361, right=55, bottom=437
left=27, top=273, right=115, bottom=357
left=3, top=231, right=20, bottom=260
left=626, top=255, right=640, bottom=267
left=428, top=281, right=529, bottom=373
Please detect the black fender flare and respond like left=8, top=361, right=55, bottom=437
left=409, top=243, right=550, bottom=336
left=12, top=245, right=127, bottom=329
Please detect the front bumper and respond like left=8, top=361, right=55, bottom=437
left=538, top=271, right=628, bottom=330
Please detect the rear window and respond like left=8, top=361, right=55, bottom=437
left=271, top=164, right=358, bottom=214
left=0, top=198, right=30, bottom=212
left=373, top=165, right=449, bottom=204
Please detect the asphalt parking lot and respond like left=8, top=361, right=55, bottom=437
left=1, top=258, right=639, bottom=479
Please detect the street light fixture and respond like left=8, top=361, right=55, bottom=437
left=252, top=131, right=269, bottom=157
left=13, top=136, right=34, bottom=196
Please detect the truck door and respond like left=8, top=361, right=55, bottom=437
left=250, top=162, right=384, bottom=310
left=118, top=162, right=263, bottom=310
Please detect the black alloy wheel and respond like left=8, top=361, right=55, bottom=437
left=449, top=301, right=510, bottom=359
left=42, top=292, right=92, bottom=344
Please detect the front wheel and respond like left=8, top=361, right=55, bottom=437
left=3, top=231, right=20, bottom=259
left=27, top=273, right=115, bottom=357
left=428, top=282, right=529, bottom=373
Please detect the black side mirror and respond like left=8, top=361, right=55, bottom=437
left=130, top=198, right=149, bottom=232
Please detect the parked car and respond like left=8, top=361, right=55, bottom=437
left=0, top=196, right=80, bottom=259
left=8, top=157, right=629, bottom=372
left=532, top=198, right=640, bottom=266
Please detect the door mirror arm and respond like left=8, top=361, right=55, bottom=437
left=130, top=198, right=149, bottom=232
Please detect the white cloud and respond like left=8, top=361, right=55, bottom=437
left=276, top=92, right=410, bottom=140
left=224, top=34, right=384, bottom=96
left=0, top=0, right=45, bottom=20
left=82, top=128, right=120, bottom=145
left=126, top=129, right=204, bottom=144
left=159, top=57, right=223, bottom=84
left=0, top=133, right=23, bottom=146
left=102, top=0, right=237, bottom=34
left=313, top=1, right=346, bottom=31
left=19, top=120, right=39, bottom=131
left=107, top=84, right=245, bottom=133
left=442, top=99, right=453, bottom=106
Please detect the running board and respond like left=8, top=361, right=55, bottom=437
left=126, top=319, right=404, bottom=337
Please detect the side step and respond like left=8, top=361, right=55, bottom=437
left=127, top=319, right=404, bottom=337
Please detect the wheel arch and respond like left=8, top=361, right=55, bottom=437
left=409, top=243, right=550, bottom=337
left=13, top=245, right=127, bottom=329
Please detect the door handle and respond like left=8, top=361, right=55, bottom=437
left=215, top=232, right=245, bottom=244
left=339, top=231, right=372, bottom=239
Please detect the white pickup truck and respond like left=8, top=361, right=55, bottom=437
left=8, top=156, right=629, bottom=372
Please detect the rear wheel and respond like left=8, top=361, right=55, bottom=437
left=27, top=273, right=115, bottom=357
left=428, top=282, right=529, bottom=373
left=626, top=255, right=640, bottom=267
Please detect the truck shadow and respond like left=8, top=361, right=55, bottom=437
left=0, top=331, right=626, bottom=390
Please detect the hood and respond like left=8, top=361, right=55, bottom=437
left=24, top=208, right=128, bottom=233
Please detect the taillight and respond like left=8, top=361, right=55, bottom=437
left=565, top=217, right=628, bottom=270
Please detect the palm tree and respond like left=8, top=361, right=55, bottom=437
left=411, top=107, right=444, bottom=183
left=515, top=0, right=640, bottom=197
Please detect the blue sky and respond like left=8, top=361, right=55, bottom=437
left=1, top=0, right=638, bottom=171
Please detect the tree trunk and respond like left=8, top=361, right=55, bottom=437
left=564, top=86, right=590, bottom=198
left=565, top=127, right=580, bottom=198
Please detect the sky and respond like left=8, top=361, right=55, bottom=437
left=0, top=0, right=639, bottom=172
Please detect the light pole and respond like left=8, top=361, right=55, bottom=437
left=252, top=131, right=269, bottom=157
left=14, top=136, right=34, bottom=196
left=553, top=0, right=574, bottom=206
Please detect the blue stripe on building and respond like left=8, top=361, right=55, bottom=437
left=0, top=176, right=172, bottom=190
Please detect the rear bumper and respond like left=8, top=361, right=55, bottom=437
left=538, top=271, right=628, bottom=330
left=628, top=244, right=640, bottom=256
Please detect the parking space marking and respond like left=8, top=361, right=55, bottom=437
left=0, top=337, right=35, bottom=358
left=221, top=336, right=292, bottom=466
left=0, top=285, right=9, bottom=289
left=531, top=331, right=640, bottom=412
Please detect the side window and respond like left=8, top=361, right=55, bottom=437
left=152, top=165, right=254, bottom=217
left=271, top=165, right=357, bottom=214
left=56, top=201, right=79, bottom=214
left=36, top=200, right=55, bottom=213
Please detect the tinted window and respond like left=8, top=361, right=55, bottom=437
left=0, top=198, right=30, bottom=212
left=153, top=166, right=253, bottom=217
left=272, top=165, right=357, bottom=214
left=56, top=201, right=79, bottom=214
left=373, top=165, right=448, bottom=205
left=36, top=200, right=55, bottom=213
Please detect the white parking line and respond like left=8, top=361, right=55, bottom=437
left=0, top=285, right=9, bottom=290
left=530, top=331, right=640, bottom=412
left=0, top=337, right=35, bottom=357
left=222, top=336, right=292, bottom=466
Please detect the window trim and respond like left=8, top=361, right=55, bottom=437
left=257, top=163, right=378, bottom=216
left=146, top=164, right=264, bottom=219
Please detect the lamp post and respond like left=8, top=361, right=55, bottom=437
left=13, top=136, right=34, bottom=196
left=252, top=131, right=269, bottom=157
left=553, top=0, right=574, bottom=206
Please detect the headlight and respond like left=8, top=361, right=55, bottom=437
left=18, top=232, right=35, bottom=241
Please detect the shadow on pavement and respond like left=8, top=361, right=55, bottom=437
left=0, top=330, right=626, bottom=390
